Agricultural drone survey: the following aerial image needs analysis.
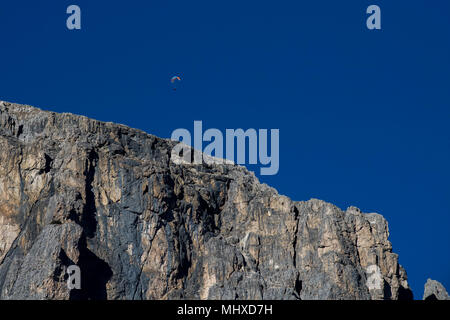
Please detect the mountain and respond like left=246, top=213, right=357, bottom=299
left=423, top=279, right=449, bottom=300
left=0, top=100, right=434, bottom=300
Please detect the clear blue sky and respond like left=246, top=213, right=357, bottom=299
left=0, top=0, right=449, bottom=298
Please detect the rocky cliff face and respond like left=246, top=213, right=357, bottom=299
left=423, top=279, right=449, bottom=300
left=0, top=101, right=416, bottom=300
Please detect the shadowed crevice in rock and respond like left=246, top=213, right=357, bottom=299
left=66, top=148, right=107, bottom=300
left=176, top=220, right=192, bottom=281
left=69, top=236, right=113, bottom=300
left=294, top=275, right=302, bottom=299
left=53, top=249, right=75, bottom=282
left=398, top=285, right=414, bottom=300
left=383, top=281, right=392, bottom=300
left=80, top=149, right=98, bottom=239
left=39, top=153, right=53, bottom=174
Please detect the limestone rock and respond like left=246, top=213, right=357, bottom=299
left=0, top=101, right=414, bottom=300
left=423, top=279, right=449, bottom=300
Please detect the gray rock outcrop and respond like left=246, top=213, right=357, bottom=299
left=0, top=101, right=414, bottom=300
left=423, top=279, right=449, bottom=300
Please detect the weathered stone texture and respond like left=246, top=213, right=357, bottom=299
left=423, top=279, right=449, bottom=300
left=0, top=101, right=416, bottom=300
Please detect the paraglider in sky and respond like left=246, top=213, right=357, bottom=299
left=171, top=76, right=181, bottom=91
left=171, top=76, right=181, bottom=83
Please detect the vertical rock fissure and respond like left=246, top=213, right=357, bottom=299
left=69, top=148, right=113, bottom=300
left=80, top=149, right=98, bottom=239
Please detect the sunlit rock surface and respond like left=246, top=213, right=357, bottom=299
left=423, top=279, right=449, bottom=300
left=0, top=101, right=416, bottom=300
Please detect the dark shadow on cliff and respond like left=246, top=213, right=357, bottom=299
left=69, top=236, right=113, bottom=300
left=80, top=149, right=98, bottom=238
left=176, top=220, right=192, bottom=280
left=398, top=285, right=414, bottom=300
left=383, top=281, right=414, bottom=300
left=69, top=149, right=113, bottom=300
left=294, top=275, right=302, bottom=300
left=424, top=294, right=438, bottom=300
